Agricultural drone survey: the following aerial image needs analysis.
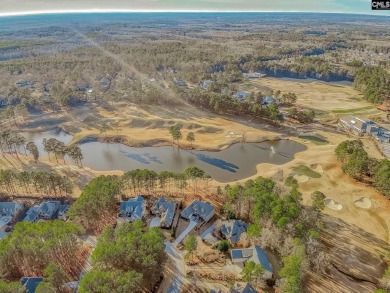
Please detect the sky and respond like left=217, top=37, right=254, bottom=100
left=0, top=0, right=389, bottom=16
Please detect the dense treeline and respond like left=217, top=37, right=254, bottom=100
left=223, top=177, right=326, bottom=292
left=243, top=56, right=351, bottom=82
left=0, top=221, right=86, bottom=281
left=0, top=169, right=73, bottom=196
left=80, top=221, right=166, bottom=292
left=188, top=88, right=283, bottom=121
left=335, top=140, right=390, bottom=197
left=122, top=167, right=207, bottom=195
left=354, top=66, right=390, bottom=104
left=67, top=176, right=122, bottom=233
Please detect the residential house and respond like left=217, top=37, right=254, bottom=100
left=42, top=83, right=50, bottom=92
left=38, top=201, right=61, bottom=219
left=243, top=72, right=264, bottom=79
left=200, top=80, right=213, bottom=90
left=339, top=115, right=375, bottom=135
left=23, top=207, right=39, bottom=223
left=21, top=277, right=43, bottom=293
left=0, top=202, right=24, bottom=231
left=234, top=91, right=250, bottom=100
left=0, top=97, right=8, bottom=107
left=219, top=220, right=248, bottom=246
left=231, top=246, right=273, bottom=279
left=16, top=80, right=35, bottom=89
left=119, top=196, right=146, bottom=222
left=230, top=283, right=258, bottom=293
left=58, top=203, right=71, bottom=220
left=200, top=220, right=220, bottom=245
left=376, top=129, right=390, bottom=142
left=173, top=78, right=187, bottom=88
left=76, top=85, right=93, bottom=93
left=262, top=97, right=280, bottom=107
left=100, top=78, right=111, bottom=90
left=150, top=198, right=177, bottom=228
left=181, top=200, right=215, bottom=223
left=366, top=123, right=380, bottom=135
left=23, top=201, right=61, bottom=223
left=0, top=215, right=12, bottom=233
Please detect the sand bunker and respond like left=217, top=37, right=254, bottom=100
left=311, top=164, right=324, bottom=173
left=294, top=174, right=309, bottom=183
left=354, top=197, right=372, bottom=209
left=324, top=199, right=343, bottom=210
left=225, top=131, right=235, bottom=138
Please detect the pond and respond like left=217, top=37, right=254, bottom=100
left=20, top=130, right=307, bottom=182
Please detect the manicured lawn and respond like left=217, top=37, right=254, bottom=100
left=298, top=135, right=329, bottom=145
left=331, top=106, right=374, bottom=114
left=292, top=165, right=322, bottom=178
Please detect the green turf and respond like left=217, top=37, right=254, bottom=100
left=331, top=106, right=374, bottom=114
left=292, top=165, right=322, bottom=178
left=298, top=135, right=329, bottom=145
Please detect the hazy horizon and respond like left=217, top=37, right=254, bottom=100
left=0, top=0, right=389, bottom=17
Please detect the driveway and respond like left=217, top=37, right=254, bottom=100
left=164, top=241, right=186, bottom=293
left=174, top=219, right=197, bottom=245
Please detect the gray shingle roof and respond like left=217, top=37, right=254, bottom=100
left=234, top=91, right=250, bottom=100
left=0, top=202, right=24, bottom=217
left=231, top=246, right=272, bottom=273
left=0, top=215, right=12, bottom=229
left=151, top=198, right=177, bottom=227
left=23, top=207, right=39, bottom=223
left=180, top=200, right=215, bottom=222
left=21, top=277, right=43, bottom=293
left=119, top=196, right=145, bottom=222
left=220, top=220, right=248, bottom=244
left=37, top=201, right=61, bottom=219
left=58, top=204, right=70, bottom=217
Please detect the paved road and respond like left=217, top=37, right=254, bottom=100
left=165, top=241, right=186, bottom=293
